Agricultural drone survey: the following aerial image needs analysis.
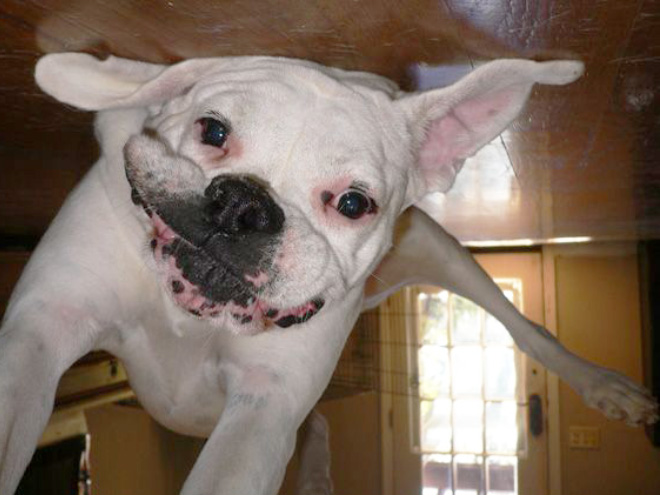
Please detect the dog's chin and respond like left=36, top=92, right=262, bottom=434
left=202, top=297, right=327, bottom=335
left=140, top=204, right=325, bottom=333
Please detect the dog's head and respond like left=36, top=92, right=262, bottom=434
left=35, top=54, right=582, bottom=334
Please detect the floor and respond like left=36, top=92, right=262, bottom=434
left=0, top=1, right=658, bottom=245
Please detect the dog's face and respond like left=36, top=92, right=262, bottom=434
left=123, top=67, right=412, bottom=333
left=35, top=54, right=583, bottom=334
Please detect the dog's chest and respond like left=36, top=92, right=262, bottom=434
left=109, top=315, right=232, bottom=437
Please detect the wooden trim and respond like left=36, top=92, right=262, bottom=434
left=40, top=387, right=136, bottom=447
left=55, top=357, right=129, bottom=407
left=379, top=299, right=395, bottom=495
left=542, top=246, right=562, bottom=495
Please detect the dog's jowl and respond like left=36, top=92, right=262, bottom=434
left=0, top=53, right=656, bottom=495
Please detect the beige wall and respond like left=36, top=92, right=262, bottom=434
left=86, top=405, right=204, bottom=495
left=86, top=393, right=380, bottom=495
left=555, top=251, right=660, bottom=495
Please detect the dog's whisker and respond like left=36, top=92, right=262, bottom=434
left=367, top=271, right=388, bottom=286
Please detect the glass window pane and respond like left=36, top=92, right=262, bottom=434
left=484, top=313, right=513, bottom=346
left=487, top=456, right=517, bottom=494
left=421, top=399, right=452, bottom=453
left=455, top=454, right=483, bottom=493
left=451, top=295, right=481, bottom=344
left=423, top=454, right=452, bottom=493
left=484, top=348, right=516, bottom=399
left=419, top=291, right=449, bottom=345
left=419, top=346, right=450, bottom=399
left=452, top=347, right=482, bottom=397
left=485, top=402, right=518, bottom=454
left=453, top=400, right=484, bottom=453
left=416, top=281, right=524, bottom=495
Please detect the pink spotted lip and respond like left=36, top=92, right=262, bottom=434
left=147, top=206, right=324, bottom=330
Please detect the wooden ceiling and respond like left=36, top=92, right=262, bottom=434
left=0, top=0, right=658, bottom=245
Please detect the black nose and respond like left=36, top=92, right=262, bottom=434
left=204, top=176, right=285, bottom=236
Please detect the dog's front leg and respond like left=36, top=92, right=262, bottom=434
left=0, top=307, right=95, bottom=494
left=180, top=366, right=298, bottom=495
left=366, top=207, right=658, bottom=425
left=180, top=294, right=360, bottom=495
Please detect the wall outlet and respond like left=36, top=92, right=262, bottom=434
left=569, top=426, right=601, bottom=449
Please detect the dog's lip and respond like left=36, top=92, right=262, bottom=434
left=271, top=298, right=325, bottom=328
left=132, top=186, right=326, bottom=329
left=226, top=296, right=325, bottom=329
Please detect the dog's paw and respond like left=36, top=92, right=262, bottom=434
left=578, top=365, right=659, bottom=426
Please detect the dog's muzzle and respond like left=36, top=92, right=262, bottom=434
left=123, top=134, right=325, bottom=331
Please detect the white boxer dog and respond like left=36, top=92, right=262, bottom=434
left=0, top=53, right=657, bottom=495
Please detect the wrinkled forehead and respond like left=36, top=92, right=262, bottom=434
left=289, top=103, right=390, bottom=166
left=193, top=66, right=403, bottom=154
left=196, top=56, right=394, bottom=92
left=192, top=66, right=392, bottom=120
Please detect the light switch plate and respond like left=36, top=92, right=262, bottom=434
left=569, top=426, right=601, bottom=449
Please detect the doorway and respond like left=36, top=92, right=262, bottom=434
left=380, top=253, right=549, bottom=495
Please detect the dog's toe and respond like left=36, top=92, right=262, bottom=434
left=580, top=367, right=658, bottom=426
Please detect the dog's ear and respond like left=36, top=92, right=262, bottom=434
left=398, top=59, right=584, bottom=203
left=35, top=53, right=224, bottom=110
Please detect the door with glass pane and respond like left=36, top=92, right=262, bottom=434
left=382, top=253, right=547, bottom=495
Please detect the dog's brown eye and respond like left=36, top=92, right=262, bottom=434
left=337, top=190, right=374, bottom=219
left=198, top=117, right=229, bottom=148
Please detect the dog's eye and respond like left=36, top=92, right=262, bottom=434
left=336, top=190, right=374, bottom=219
left=198, top=117, right=229, bottom=148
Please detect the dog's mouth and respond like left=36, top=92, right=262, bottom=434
left=131, top=188, right=325, bottom=331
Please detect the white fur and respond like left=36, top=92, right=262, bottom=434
left=1, top=53, right=653, bottom=495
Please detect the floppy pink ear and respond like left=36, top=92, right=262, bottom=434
left=400, top=59, right=584, bottom=201
left=35, top=53, right=226, bottom=110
